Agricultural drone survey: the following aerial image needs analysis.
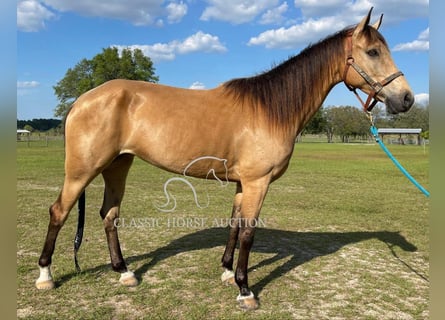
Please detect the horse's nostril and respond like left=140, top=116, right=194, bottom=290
left=404, top=92, right=415, bottom=109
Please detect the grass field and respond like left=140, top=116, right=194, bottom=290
left=17, top=140, right=429, bottom=319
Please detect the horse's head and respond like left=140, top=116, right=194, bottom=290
left=344, top=8, right=414, bottom=114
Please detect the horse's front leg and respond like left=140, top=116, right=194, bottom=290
left=233, top=177, right=270, bottom=310
left=221, top=182, right=242, bottom=285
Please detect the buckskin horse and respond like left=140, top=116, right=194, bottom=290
left=35, top=8, right=414, bottom=309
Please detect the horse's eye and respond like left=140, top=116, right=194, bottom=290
left=367, top=49, right=379, bottom=57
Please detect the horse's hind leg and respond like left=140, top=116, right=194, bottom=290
left=36, top=174, right=94, bottom=289
left=99, top=154, right=138, bottom=287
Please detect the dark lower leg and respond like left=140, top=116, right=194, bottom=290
left=235, top=224, right=256, bottom=296
left=221, top=206, right=240, bottom=270
left=100, top=193, right=138, bottom=286
left=103, top=222, right=127, bottom=273
left=38, top=201, right=69, bottom=267
left=37, top=185, right=87, bottom=289
left=100, top=199, right=128, bottom=273
left=221, top=183, right=242, bottom=271
left=38, top=224, right=61, bottom=267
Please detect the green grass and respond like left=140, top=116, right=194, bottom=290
left=17, top=141, right=429, bottom=319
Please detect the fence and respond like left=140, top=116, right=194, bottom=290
left=17, top=134, right=64, bottom=147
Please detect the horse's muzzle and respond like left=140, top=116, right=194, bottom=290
left=385, top=90, right=415, bottom=114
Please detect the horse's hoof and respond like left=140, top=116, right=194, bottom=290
left=237, top=292, right=259, bottom=310
left=35, top=279, right=55, bottom=290
left=36, top=266, right=55, bottom=289
left=221, top=269, right=236, bottom=286
left=119, top=271, right=138, bottom=287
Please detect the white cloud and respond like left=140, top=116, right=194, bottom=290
left=17, top=0, right=56, bottom=32
left=17, top=81, right=41, bottom=97
left=113, top=31, right=227, bottom=62
left=294, top=0, right=428, bottom=21
left=294, top=0, right=347, bottom=18
left=130, top=43, right=177, bottom=62
left=364, top=0, right=428, bottom=22
left=249, top=16, right=346, bottom=49
left=42, top=0, right=164, bottom=25
left=260, top=2, right=289, bottom=25
left=17, top=81, right=40, bottom=88
left=414, top=93, right=429, bottom=106
left=18, top=0, right=189, bottom=30
left=166, top=1, right=188, bottom=24
left=249, top=0, right=428, bottom=49
left=393, top=28, right=429, bottom=52
left=176, top=31, right=227, bottom=54
left=418, top=28, right=429, bottom=40
left=393, top=40, right=429, bottom=52
left=200, top=0, right=279, bottom=24
left=189, top=81, right=206, bottom=89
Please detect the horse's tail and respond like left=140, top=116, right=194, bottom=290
left=74, top=191, right=86, bottom=273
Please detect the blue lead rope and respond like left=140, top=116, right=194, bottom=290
left=370, top=126, right=430, bottom=197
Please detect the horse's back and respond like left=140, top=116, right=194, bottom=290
left=64, top=79, right=246, bottom=175
left=66, top=79, right=220, bottom=136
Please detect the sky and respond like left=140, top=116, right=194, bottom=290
left=17, top=0, right=429, bottom=120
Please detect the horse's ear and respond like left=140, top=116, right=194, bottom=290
left=372, top=14, right=383, bottom=30
left=353, top=7, right=373, bottom=37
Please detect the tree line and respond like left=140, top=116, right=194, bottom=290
left=303, top=104, right=429, bottom=142
left=17, top=119, right=62, bottom=132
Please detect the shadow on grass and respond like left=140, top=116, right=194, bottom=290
left=57, top=228, right=422, bottom=294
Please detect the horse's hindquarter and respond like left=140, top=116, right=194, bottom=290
left=66, top=79, right=294, bottom=182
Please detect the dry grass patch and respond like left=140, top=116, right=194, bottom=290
left=17, top=142, right=429, bottom=319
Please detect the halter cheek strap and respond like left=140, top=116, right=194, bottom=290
left=343, top=33, right=404, bottom=112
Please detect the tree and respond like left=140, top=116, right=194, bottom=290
left=387, top=104, right=429, bottom=132
left=24, top=124, right=34, bottom=132
left=53, top=48, right=159, bottom=118
left=303, top=105, right=327, bottom=134
left=324, top=106, right=369, bottom=142
left=370, top=105, right=390, bottom=128
left=303, top=102, right=430, bottom=143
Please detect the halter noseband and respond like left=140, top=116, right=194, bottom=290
left=343, top=31, right=404, bottom=112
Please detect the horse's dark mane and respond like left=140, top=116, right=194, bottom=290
left=223, top=26, right=358, bottom=133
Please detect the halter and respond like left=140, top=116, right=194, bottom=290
left=343, top=31, right=404, bottom=113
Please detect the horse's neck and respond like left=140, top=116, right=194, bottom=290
left=223, top=33, right=346, bottom=141
left=286, top=45, right=344, bottom=137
